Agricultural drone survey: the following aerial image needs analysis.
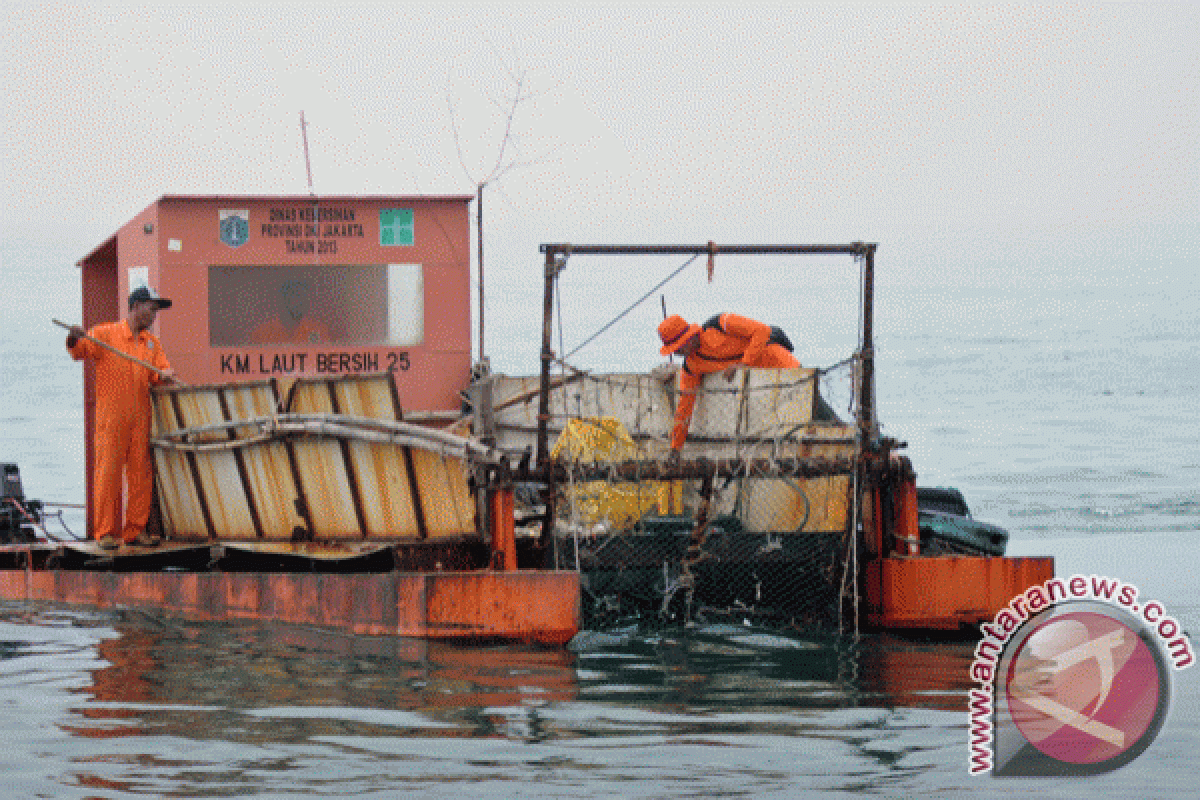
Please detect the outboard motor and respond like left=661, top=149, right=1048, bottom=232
left=1, top=463, right=40, bottom=544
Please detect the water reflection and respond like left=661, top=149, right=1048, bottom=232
left=71, top=614, right=579, bottom=745
left=571, top=624, right=976, bottom=713
left=0, top=606, right=1000, bottom=798
left=69, top=613, right=976, bottom=744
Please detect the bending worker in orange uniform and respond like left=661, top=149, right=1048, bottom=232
left=66, top=286, right=176, bottom=550
left=657, top=313, right=800, bottom=457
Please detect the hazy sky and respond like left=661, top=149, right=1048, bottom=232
left=3, top=2, right=1197, bottom=347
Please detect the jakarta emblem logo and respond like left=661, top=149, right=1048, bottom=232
left=219, top=209, right=250, bottom=248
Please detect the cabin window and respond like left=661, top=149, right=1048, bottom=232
left=208, top=264, right=424, bottom=347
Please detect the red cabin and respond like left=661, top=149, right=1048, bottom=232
left=76, top=194, right=475, bottom=527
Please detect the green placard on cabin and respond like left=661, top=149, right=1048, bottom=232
left=380, top=209, right=414, bottom=246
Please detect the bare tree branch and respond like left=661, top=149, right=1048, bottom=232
left=484, top=71, right=528, bottom=185
left=445, top=76, right=476, bottom=185
left=443, top=51, right=561, bottom=366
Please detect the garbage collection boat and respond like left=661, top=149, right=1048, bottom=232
left=0, top=194, right=578, bottom=644
left=0, top=194, right=1052, bottom=639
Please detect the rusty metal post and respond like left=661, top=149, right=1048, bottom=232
left=852, top=243, right=879, bottom=635
left=891, top=456, right=920, bottom=557
left=858, top=243, right=878, bottom=445
left=536, top=247, right=565, bottom=552
left=490, top=485, right=517, bottom=571
left=536, top=247, right=560, bottom=466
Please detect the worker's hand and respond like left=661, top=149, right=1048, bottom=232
left=66, top=325, right=85, bottom=347
left=158, top=369, right=177, bottom=385
left=722, top=366, right=738, bottom=381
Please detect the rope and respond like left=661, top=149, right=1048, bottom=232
left=564, top=254, right=701, bottom=360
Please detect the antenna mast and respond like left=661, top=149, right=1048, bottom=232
left=300, top=111, right=315, bottom=195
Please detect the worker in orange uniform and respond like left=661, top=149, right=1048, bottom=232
left=657, top=313, right=799, bottom=459
left=66, top=286, right=176, bottom=550
left=250, top=278, right=331, bottom=344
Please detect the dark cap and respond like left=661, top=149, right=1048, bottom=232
left=128, top=286, right=173, bottom=310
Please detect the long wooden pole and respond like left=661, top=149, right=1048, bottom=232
left=52, top=318, right=181, bottom=385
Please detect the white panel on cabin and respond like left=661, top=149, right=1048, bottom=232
left=128, top=266, right=149, bottom=290
left=387, top=263, right=424, bottom=345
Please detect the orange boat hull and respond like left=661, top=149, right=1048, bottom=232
left=865, top=555, right=1054, bottom=631
left=0, top=567, right=579, bottom=645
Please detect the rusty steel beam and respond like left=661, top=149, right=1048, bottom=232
left=530, top=455, right=886, bottom=484
left=539, top=243, right=875, bottom=257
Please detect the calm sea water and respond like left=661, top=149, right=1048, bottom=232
left=2, top=243, right=1198, bottom=797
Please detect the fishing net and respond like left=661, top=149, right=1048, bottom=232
left=491, top=360, right=864, bottom=634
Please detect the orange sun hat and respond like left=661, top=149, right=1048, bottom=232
left=658, top=314, right=701, bottom=355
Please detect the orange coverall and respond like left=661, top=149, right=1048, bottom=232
left=670, top=313, right=800, bottom=451
left=68, top=320, right=172, bottom=542
left=250, top=315, right=331, bottom=344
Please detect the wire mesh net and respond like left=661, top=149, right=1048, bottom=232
left=498, top=361, right=863, bottom=634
